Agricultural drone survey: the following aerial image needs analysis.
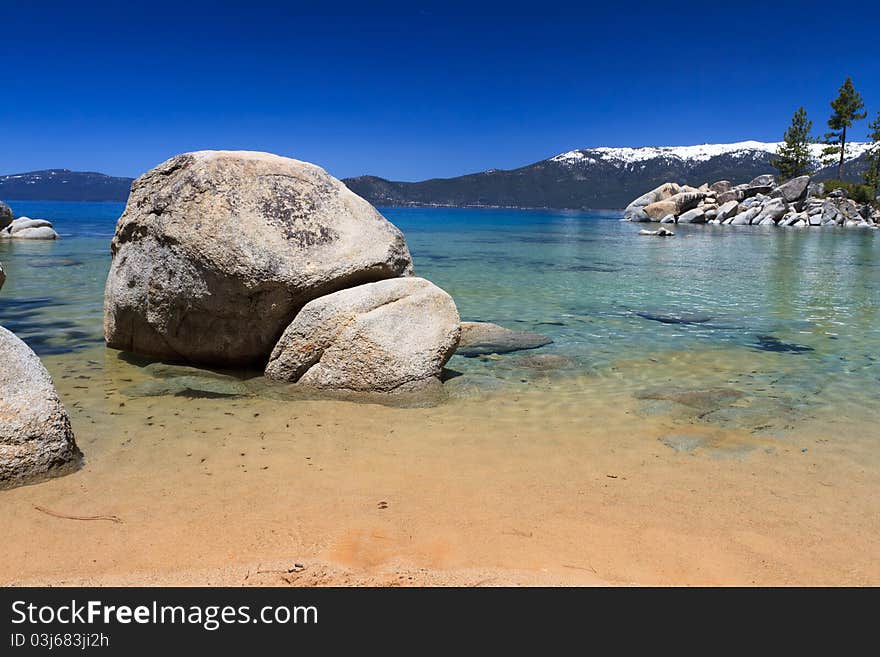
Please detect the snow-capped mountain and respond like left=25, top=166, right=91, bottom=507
left=345, top=141, right=874, bottom=210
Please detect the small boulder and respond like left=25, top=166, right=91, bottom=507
left=1, top=326, right=81, bottom=488
left=623, top=207, right=650, bottom=222
left=660, top=214, right=676, bottom=224
left=748, top=174, right=776, bottom=187
left=716, top=200, right=739, bottom=221
left=731, top=207, right=760, bottom=225
left=716, top=189, right=744, bottom=204
left=0, top=262, right=4, bottom=290
left=709, top=180, right=733, bottom=194
left=770, top=175, right=810, bottom=204
left=638, top=228, right=675, bottom=236
left=265, top=277, right=460, bottom=392
left=678, top=208, right=706, bottom=224
left=755, top=198, right=787, bottom=223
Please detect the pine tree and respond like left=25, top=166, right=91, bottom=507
left=772, top=107, right=814, bottom=181
left=822, top=77, right=867, bottom=180
left=864, top=112, right=880, bottom=193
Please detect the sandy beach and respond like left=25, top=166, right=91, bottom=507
left=2, top=345, right=878, bottom=587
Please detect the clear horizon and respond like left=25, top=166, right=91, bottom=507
left=1, top=1, right=878, bottom=181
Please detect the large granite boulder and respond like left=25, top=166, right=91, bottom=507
left=265, top=277, right=460, bottom=392
left=104, top=151, right=414, bottom=367
left=770, top=176, right=810, bottom=204
left=0, top=201, right=13, bottom=230
left=0, top=326, right=81, bottom=489
left=643, top=192, right=703, bottom=220
left=456, top=321, right=552, bottom=356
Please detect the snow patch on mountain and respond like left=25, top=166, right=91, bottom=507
left=550, top=141, right=873, bottom=166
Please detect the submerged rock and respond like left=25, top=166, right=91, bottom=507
left=443, top=374, right=506, bottom=400
left=752, top=335, right=814, bottom=354
left=103, top=150, right=414, bottom=367
left=265, top=277, right=460, bottom=392
left=0, top=262, right=4, bottom=291
left=635, top=311, right=712, bottom=325
left=0, top=326, right=81, bottom=489
left=635, top=386, right=745, bottom=411
left=456, top=321, right=552, bottom=356
left=122, top=375, right=248, bottom=398
left=510, top=353, right=575, bottom=371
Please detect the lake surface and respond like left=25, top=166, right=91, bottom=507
left=3, top=201, right=879, bottom=422
left=2, top=200, right=879, bottom=585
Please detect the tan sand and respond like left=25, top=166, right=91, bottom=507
left=1, top=347, right=878, bottom=587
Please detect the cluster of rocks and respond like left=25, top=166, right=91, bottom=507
left=0, top=216, right=61, bottom=240
left=104, top=151, right=549, bottom=395
left=623, top=175, right=879, bottom=229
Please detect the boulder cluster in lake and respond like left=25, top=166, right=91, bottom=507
left=623, top=175, right=879, bottom=228
left=103, top=151, right=475, bottom=393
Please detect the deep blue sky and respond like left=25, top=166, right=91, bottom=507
left=1, top=1, right=878, bottom=181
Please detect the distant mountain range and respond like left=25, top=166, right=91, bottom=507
left=343, top=141, right=874, bottom=210
left=1, top=142, right=873, bottom=208
left=0, top=169, right=133, bottom=202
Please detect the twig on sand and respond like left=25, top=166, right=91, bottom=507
left=470, top=577, right=497, bottom=587
left=562, top=563, right=598, bottom=575
left=33, top=505, right=123, bottom=524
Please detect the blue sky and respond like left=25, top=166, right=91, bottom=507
left=1, top=1, right=878, bottom=181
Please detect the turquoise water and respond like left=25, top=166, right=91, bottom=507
left=2, top=201, right=879, bottom=429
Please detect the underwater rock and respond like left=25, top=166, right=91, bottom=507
left=635, top=311, right=712, bottom=325
left=752, top=335, right=814, bottom=354
left=456, top=321, right=552, bottom=356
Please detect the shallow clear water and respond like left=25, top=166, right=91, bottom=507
left=2, top=201, right=879, bottom=436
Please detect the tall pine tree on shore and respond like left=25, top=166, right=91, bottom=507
left=822, top=77, right=867, bottom=180
left=772, top=107, right=814, bottom=181
left=864, top=112, right=880, bottom=194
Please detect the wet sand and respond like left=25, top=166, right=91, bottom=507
left=2, top=346, right=879, bottom=587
